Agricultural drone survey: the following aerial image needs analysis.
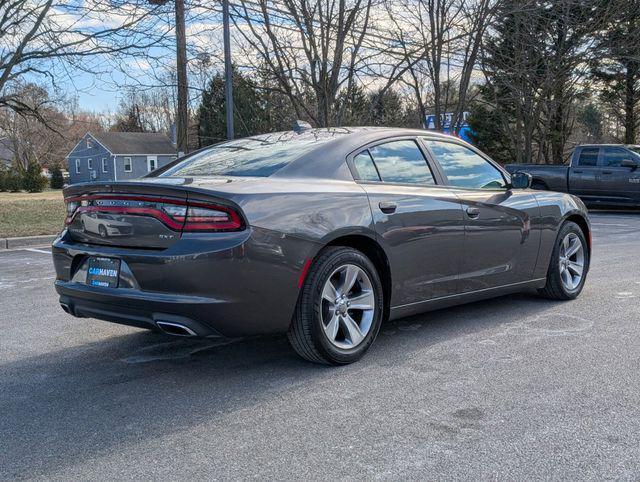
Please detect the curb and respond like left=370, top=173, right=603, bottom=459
left=1, top=235, right=57, bottom=250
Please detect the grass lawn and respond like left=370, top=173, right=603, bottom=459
left=0, top=190, right=65, bottom=238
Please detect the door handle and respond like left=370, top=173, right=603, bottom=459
left=378, top=201, right=397, bottom=214
left=466, top=207, right=480, bottom=219
left=602, top=170, right=613, bottom=174
left=573, top=169, right=583, bottom=174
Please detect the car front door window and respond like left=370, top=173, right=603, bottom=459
left=602, top=147, right=634, bottom=167
left=424, top=140, right=506, bottom=190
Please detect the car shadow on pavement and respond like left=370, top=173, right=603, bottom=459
left=0, top=292, right=562, bottom=479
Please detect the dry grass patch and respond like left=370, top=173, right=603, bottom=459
left=0, top=190, right=65, bottom=238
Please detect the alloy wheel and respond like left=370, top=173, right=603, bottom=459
left=320, top=264, right=376, bottom=349
left=559, top=232, right=584, bottom=291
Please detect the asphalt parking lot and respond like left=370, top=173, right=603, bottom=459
left=1, top=211, right=639, bottom=480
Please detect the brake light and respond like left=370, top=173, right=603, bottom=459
left=183, top=204, right=242, bottom=231
left=63, top=195, right=244, bottom=232
left=65, top=200, right=79, bottom=224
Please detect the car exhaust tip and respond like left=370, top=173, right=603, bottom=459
left=60, top=302, right=71, bottom=315
left=156, top=321, right=198, bottom=337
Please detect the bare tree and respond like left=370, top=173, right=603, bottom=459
left=383, top=0, right=498, bottom=132
left=0, top=84, right=105, bottom=169
left=0, top=0, right=171, bottom=125
left=228, top=0, right=374, bottom=127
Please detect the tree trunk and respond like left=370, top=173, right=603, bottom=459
left=624, top=60, right=638, bottom=144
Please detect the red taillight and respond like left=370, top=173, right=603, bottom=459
left=63, top=195, right=243, bottom=232
left=183, top=203, right=243, bottom=231
left=65, top=200, right=79, bottom=224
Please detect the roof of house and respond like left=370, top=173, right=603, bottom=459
left=90, top=132, right=176, bottom=155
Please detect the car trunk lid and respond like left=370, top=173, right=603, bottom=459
left=63, top=181, right=244, bottom=249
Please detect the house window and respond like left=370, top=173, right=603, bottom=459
left=147, top=156, right=157, bottom=172
left=87, top=138, right=93, bottom=149
left=123, top=157, right=132, bottom=172
left=87, top=158, right=93, bottom=170
left=102, top=158, right=108, bottom=173
left=75, top=159, right=81, bottom=173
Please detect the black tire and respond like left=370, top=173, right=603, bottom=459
left=287, top=246, right=384, bottom=365
left=98, top=225, right=107, bottom=238
left=538, top=221, right=589, bottom=300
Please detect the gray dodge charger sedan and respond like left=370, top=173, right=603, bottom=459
left=53, top=127, right=591, bottom=365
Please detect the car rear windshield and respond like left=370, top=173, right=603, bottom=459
left=159, top=129, right=350, bottom=178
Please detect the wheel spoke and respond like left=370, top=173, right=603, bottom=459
left=322, top=280, right=338, bottom=303
left=568, top=261, right=583, bottom=276
left=323, top=314, right=340, bottom=341
left=562, top=235, right=570, bottom=254
left=561, top=267, right=573, bottom=288
left=347, top=290, right=374, bottom=311
left=566, top=238, right=581, bottom=257
left=341, top=314, right=364, bottom=346
left=341, top=265, right=359, bottom=295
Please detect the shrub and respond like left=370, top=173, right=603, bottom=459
left=22, top=160, right=48, bottom=192
left=50, top=163, right=64, bottom=189
left=5, top=169, right=23, bottom=192
left=0, top=166, right=8, bottom=191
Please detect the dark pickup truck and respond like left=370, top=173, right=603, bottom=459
left=506, top=144, right=640, bottom=207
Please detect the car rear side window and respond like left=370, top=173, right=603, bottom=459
left=353, top=150, right=380, bottom=181
left=424, top=140, right=506, bottom=189
left=602, top=147, right=634, bottom=167
left=577, top=148, right=599, bottom=166
left=368, top=140, right=435, bottom=185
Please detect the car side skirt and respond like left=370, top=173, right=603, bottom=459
left=389, top=278, right=547, bottom=321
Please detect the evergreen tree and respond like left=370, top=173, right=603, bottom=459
left=338, top=86, right=409, bottom=127
left=475, top=1, right=549, bottom=164
left=197, top=67, right=271, bottom=147
left=0, top=165, right=8, bottom=191
left=337, top=85, right=369, bottom=126
left=591, top=0, right=640, bottom=143
left=50, top=163, right=64, bottom=189
left=474, top=0, right=607, bottom=164
left=367, top=88, right=408, bottom=127
left=575, top=102, right=604, bottom=143
left=5, top=167, right=23, bottom=192
left=22, top=160, right=48, bottom=192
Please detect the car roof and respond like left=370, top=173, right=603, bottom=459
left=269, top=126, right=464, bottom=180
left=160, top=126, right=469, bottom=182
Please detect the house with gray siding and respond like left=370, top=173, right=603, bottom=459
left=66, top=132, right=177, bottom=184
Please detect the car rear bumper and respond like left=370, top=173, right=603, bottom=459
left=55, top=280, right=229, bottom=337
left=52, top=227, right=318, bottom=337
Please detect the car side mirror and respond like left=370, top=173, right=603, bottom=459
left=621, top=159, right=638, bottom=170
left=510, top=171, right=532, bottom=189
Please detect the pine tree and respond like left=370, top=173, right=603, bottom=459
left=22, top=160, right=48, bottom=192
left=592, top=0, right=640, bottom=143
left=197, top=67, right=273, bottom=147
left=0, top=165, right=8, bottom=191
left=50, top=163, right=64, bottom=189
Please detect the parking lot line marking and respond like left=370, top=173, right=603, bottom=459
left=24, top=248, right=51, bottom=254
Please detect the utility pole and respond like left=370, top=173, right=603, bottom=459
left=223, top=0, right=234, bottom=140
left=175, top=0, right=189, bottom=154
left=149, top=0, right=189, bottom=155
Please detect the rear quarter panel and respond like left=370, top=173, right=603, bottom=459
left=187, top=178, right=376, bottom=333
